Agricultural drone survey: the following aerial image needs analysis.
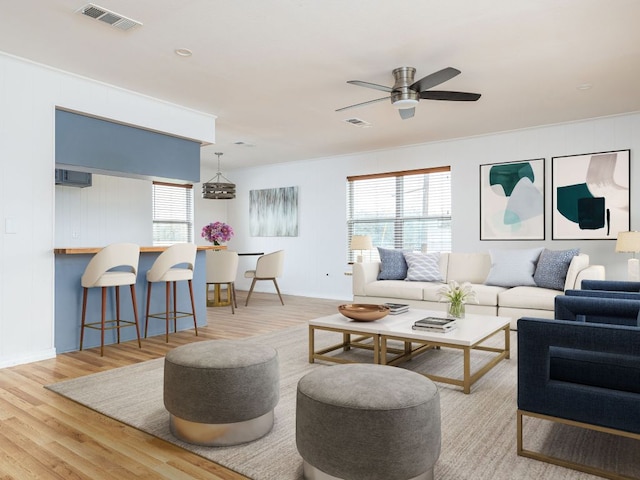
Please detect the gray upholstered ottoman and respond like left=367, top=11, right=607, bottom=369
left=296, top=364, right=441, bottom=480
left=164, top=339, right=279, bottom=446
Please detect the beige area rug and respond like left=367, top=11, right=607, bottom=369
left=46, top=325, right=639, bottom=480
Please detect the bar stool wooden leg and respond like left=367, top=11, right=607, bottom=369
left=115, top=285, right=121, bottom=344
left=80, top=287, right=88, bottom=351
left=144, top=282, right=152, bottom=338
left=100, top=287, right=107, bottom=357
left=173, top=281, right=178, bottom=334
left=188, top=279, right=198, bottom=335
left=165, top=281, right=170, bottom=343
left=130, top=284, right=141, bottom=348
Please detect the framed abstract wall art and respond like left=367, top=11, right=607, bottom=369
left=249, top=186, right=299, bottom=237
left=552, top=149, right=630, bottom=240
left=480, top=158, right=545, bottom=240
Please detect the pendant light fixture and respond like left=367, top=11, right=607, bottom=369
left=202, top=152, right=236, bottom=199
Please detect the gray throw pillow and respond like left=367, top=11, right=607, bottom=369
left=377, top=248, right=408, bottom=280
left=534, top=248, right=580, bottom=291
left=404, top=252, right=443, bottom=282
left=484, top=248, right=543, bottom=287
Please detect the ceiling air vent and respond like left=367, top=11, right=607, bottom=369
left=344, top=117, right=372, bottom=128
left=76, top=3, right=142, bottom=31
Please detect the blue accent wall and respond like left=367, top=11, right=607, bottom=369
left=55, top=109, right=200, bottom=182
left=54, top=251, right=208, bottom=353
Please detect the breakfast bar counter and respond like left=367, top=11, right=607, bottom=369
left=54, top=245, right=223, bottom=353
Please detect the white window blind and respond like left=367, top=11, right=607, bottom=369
left=152, top=182, right=194, bottom=246
left=347, top=167, right=451, bottom=262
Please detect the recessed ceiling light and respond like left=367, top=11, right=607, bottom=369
left=175, top=48, right=192, bottom=57
left=576, top=83, right=593, bottom=90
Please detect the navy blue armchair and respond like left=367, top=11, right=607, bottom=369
left=517, top=295, right=640, bottom=478
left=565, top=279, right=640, bottom=302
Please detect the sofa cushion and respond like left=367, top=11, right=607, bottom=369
left=446, top=253, right=490, bottom=284
left=377, top=248, right=408, bottom=280
left=498, top=285, right=558, bottom=310
left=484, top=248, right=543, bottom=287
left=404, top=252, right=443, bottom=282
left=534, top=248, right=579, bottom=291
left=365, top=280, right=425, bottom=300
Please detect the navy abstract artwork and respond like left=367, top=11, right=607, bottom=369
left=552, top=150, right=630, bottom=240
left=480, top=159, right=545, bottom=240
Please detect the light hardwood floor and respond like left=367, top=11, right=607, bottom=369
left=0, top=291, right=342, bottom=480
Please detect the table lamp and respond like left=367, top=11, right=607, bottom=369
left=615, top=231, right=640, bottom=281
left=350, top=235, right=373, bottom=263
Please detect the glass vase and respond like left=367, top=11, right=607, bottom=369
left=448, top=301, right=465, bottom=319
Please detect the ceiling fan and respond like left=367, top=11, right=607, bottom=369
left=336, top=66, right=481, bottom=120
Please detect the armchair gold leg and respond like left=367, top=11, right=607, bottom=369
left=517, top=409, right=640, bottom=480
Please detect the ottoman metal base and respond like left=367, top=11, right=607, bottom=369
left=303, top=461, right=434, bottom=480
left=170, top=409, right=274, bottom=446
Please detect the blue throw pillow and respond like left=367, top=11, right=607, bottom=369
left=377, top=248, right=408, bottom=280
left=534, top=248, right=580, bottom=291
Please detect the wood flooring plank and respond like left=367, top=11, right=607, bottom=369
left=0, top=291, right=340, bottom=479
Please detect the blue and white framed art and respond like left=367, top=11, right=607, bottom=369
left=480, top=158, right=545, bottom=240
left=552, top=149, right=630, bottom=240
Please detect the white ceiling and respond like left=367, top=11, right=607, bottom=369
left=1, top=0, right=639, bottom=170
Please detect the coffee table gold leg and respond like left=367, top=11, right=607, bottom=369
left=380, top=336, right=387, bottom=365
left=309, top=326, right=315, bottom=363
left=343, top=332, right=351, bottom=351
left=505, top=326, right=511, bottom=359
left=463, top=347, right=471, bottom=394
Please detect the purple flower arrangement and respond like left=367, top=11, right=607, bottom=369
left=201, top=222, right=234, bottom=245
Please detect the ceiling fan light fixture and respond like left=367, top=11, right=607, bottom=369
left=393, top=98, right=419, bottom=110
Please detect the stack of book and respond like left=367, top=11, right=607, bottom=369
left=384, top=303, right=409, bottom=315
left=412, top=316, right=457, bottom=333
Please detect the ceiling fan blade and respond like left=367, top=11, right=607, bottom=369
left=398, top=107, right=415, bottom=120
left=335, top=96, right=389, bottom=112
left=420, top=90, right=481, bottom=101
left=347, top=80, right=394, bottom=93
left=410, top=67, right=461, bottom=92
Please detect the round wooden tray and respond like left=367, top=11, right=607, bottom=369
left=338, top=304, right=390, bottom=322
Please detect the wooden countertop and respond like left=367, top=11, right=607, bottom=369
left=54, top=245, right=226, bottom=255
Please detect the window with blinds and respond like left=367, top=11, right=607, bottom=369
left=347, top=167, right=451, bottom=262
left=152, top=182, right=194, bottom=246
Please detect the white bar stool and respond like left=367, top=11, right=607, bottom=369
left=144, top=243, right=198, bottom=342
left=80, top=242, right=142, bottom=356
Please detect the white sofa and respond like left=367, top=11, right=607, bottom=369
left=352, top=252, right=605, bottom=329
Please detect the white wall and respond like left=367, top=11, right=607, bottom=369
left=0, top=52, right=215, bottom=367
left=227, top=112, right=640, bottom=299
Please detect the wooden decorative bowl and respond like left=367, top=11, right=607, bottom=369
left=338, top=304, right=390, bottom=322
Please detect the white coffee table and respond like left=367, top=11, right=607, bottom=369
left=308, top=309, right=510, bottom=393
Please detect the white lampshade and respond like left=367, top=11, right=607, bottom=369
left=350, top=235, right=373, bottom=251
left=615, top=231, right=640, bottom=253
left=616, top=231, right=640, bottom=281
